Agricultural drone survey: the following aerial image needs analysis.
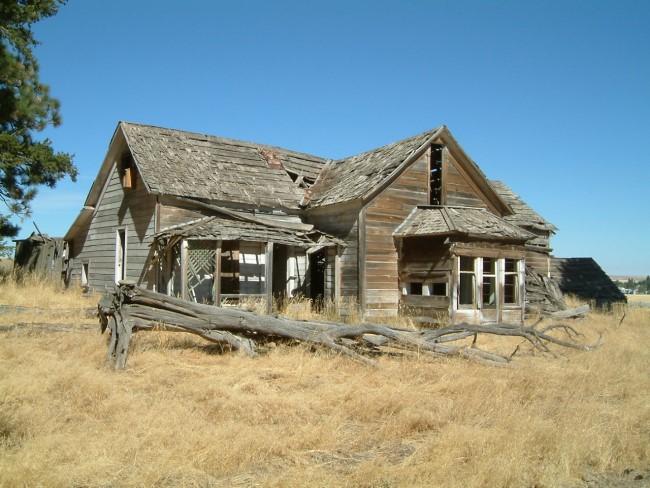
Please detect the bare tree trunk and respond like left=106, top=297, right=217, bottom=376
left=98, top=283, right=602, bottom=369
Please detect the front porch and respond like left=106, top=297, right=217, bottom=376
left=151, top=215, right=341, bottom=312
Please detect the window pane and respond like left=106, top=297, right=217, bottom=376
left=410, top=282, right=423, bottom=295
left=431, top=282, right=447, bottom=296
left=504, top=258, right=517, bottom=273
left=504, top=273, right=518, bottom=304
left=459, top=273, right=475, bottom=305
left=482, top=276, right=496, bottom=307
left=460, top=256, right=474, bottom=272
left=483, top=257, right=496, bottom=275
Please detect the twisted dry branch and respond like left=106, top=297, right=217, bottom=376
left=98, top=284, right=602, bottom=369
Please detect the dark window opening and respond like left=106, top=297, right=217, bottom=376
left=459, top=256, right=475, bottom=305
left=504, top=258, right=518, bottom=304
left=220, top=241, right=240, bottom=294
left=431, top=282, right=447, bottom=296
left=308, top=250, right=326, bottom=310
left=429, top=144, right=443, bottom=205
left=410, top=282, right=423, bottom=295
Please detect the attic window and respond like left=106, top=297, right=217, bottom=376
left=121, top=154, right=136, bottom=189
left=429, top=144, right=443, bottom=205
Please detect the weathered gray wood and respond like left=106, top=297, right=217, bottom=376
left=550, top=305, right=590, bottom=319
left=98, top=284, right=601, bottom=369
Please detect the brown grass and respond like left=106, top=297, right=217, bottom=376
left=0, top=278, right=649, bottom=487
left=627, top=294, right=650, bottom=304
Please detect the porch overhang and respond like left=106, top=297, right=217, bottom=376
left=393, top=206, right=535, bottom=242
left=152, top=215, right=343, bottom=248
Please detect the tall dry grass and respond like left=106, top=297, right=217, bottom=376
left=0, top=277, right=648, bottom=487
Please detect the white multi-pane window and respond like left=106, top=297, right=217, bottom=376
left=457, top=256, right=523, bottom=308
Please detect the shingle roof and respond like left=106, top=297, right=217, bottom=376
left=306, top=127, right=443, bottom=206
left=551, top=257, right=626, bottom=307
left=393, top=206, right=534, bottom=241
left=121, top=122, right=327, bottom=210
left=490, top=181, right=557, bottom=232
left=154, top=215, right=337, bottom=248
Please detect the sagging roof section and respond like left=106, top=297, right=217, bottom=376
left=154, top=215, right=342, bottom=249
left=121, top=122, right=327, bottom=210
left=306, top=127, right=443, bottom=207
left=490, top=180, right=557, bottom=232
left=393, top=206, right=535, bottom=241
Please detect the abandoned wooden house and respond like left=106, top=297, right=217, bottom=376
left=65, top=122, right=564, bottom=325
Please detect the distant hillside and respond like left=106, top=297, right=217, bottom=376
left=609, top=275, right=647, bottom=282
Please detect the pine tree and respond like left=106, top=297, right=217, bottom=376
left=0, top=0, right=76, bottom=250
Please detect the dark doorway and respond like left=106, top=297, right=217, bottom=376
left=272, top=244, right=288, bottom=307
left=309, top=250, right=326, bottom=309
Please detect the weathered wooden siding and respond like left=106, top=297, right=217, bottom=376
left=398, top=237, right=454, bottom=319
left=69, top=165, right=157, bottom=291
left=526, top=249, right=550, bottom=277
left=443, top=151, right=489, bottom=209
left=363, top=153, right=429, bottom=317
left=158, top=197, right=205, bottom=230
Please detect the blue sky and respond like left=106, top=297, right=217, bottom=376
left=10, top=0, right=649, bottom=275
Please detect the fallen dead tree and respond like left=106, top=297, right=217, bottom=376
left=98, top=283, right=602, bottom=369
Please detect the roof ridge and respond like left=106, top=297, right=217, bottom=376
left=120, top=121, right=327, bottom=162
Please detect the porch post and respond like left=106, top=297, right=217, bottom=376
left=181, top=239, right=188, bottom=301
left=214, top=240, right=222, bottom=307
left=265, top=242, right=273, bottom=314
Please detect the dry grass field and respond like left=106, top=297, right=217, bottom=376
left=1, top=276, right=649, bottom=487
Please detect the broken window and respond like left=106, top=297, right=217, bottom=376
left=482, top=257, right=497, bottom=308
left=429, top=144, right=443, bottom=205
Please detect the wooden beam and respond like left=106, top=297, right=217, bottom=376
left=181, top=240, right=188, bottom=301
left=265, top=242, right=273, bottom=314
left=214, top=240, right=222, bottom=307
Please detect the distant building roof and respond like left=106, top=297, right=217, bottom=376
left=551, top=257, right=626, bottom=307
left=393, top=206, right=534, bottom=241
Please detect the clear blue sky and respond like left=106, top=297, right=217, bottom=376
left=12, top=0, right=650, bottom=276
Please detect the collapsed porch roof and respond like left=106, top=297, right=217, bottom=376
left=153, top=215, right=342, bottom=248
left=393, top=206, right=535, bottom=241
